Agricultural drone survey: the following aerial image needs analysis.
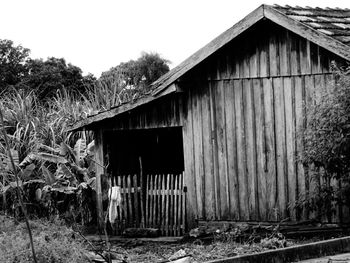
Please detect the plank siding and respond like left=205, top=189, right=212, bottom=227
left=179, top=23, right=343, bottom=223
left=101, top=21, right=347, bottom=225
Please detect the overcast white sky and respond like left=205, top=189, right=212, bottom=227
left=1, top=0, right=349, bottom=77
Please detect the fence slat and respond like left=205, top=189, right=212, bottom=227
left=116, top=176, right=122, bottom=234
left=133, top=174, right=140, bottom=227
left=174, top=174, right=179, bottom=236
left=162, top=174, right=166, bottom=235
left=146, top=174, right=149, bottom=227
left=182, top=172, right=186, bottom=235
left=171, top=174, right=176, bottom=236
left=127, top=175, right=134, bottom=226
left=122, top=176, right=128, bottom=227
left=150, top=174, right=154, bottom=228
left=154, top=174, right=158, bottom=228
left=113, top=172, right=186, bottom=237
left=166, top=174, right=170, bottom=235
left=157, top=174, right=162, bottom=228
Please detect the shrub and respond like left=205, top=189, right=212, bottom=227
left=302, top=64, right=350, bottom=218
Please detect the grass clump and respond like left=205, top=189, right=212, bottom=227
left=0, top=215, right=92, bottom=263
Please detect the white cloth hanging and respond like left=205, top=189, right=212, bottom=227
left=108, top=186, right=122, bottom=224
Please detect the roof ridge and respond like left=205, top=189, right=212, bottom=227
left=271, top=4, right=350, bottom=11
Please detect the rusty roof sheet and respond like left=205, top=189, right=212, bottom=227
left=272, top=5, right=350, bottom=45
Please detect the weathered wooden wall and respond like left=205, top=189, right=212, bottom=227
left=99, top=94, right=183, bottom=131
left=99, top=20, right=348, bottom=228
left=181, top=21, right=347, bottom=225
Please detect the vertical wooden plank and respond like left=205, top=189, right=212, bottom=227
left=157, top=174, right=162, bottom=228
left=166, top=174, right=170, bottom=235
left=209, top=81, right=221, bottom=219
left=182, top=88, right=198, bottom=227
left=310, top=43, right=321, bottom=74
left=269, top=33, right=280, bottom=76
left=263, top=83, right=276, bottom=219
left=259, top=36, right=269, bottom=78
left=240, top=49, right=250, bottom=78
left=139, top=158, right=145, bottom=228
left=174, top=174, right=179, bottom=236
left=177, top=174, right=181, bottom=236
left=94, top=129, right=104, bottom=230
left=243, top=79, right=258, bottom=220
left=215, top=80, right=230, bottom=219
left=253, top=78, right=267, bottom=220
left=279, top=30, right=290, bottom=76
left=150, top=175, right=154, bottom=228
left=179, top=173, right=183, bottom=235
left=284, top=77, right=297, bottom=221
left=250, top=46, right=258, bottom=78
left=192, top=85, right=204, bottom=220
left=153, top=174, right=158, bottom=228
left=133, top=174, right=140, bottom=227
left=294, top=76, right=307, bottom=220
left=121, top=176, right=127, bottom=229
left=116, top=176, right=121, bottom=230
left=290, top=33, right=301, bottom=76
left=201, top=81, right=215, bottom=220
left=232, top=51, right=240, bottom=79
left=273, top=78, right=288, bottom=220
left=127, top=175, right=134, bottom=226
left=145, top=174, right=149, bottom=227
left=122, top=175, right=128, bottom=226
left=162, top=174, right=167, bottom=235
left=170, top=174, right=175, bottom=236
left=299, top=38, right=311, bottom=75
left=234, top=79, right=249, bottom=220
left=182, top=173, right=186, bottom=235
left=224, top=79, right=240, bottom=220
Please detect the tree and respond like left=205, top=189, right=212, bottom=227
left=100, top=52, right=170, bottom=91
left=0, top=39, right=30, bottom=91
left=18, top=57, right=88, bottom=100
left=302, top=64, right=350, bottom=219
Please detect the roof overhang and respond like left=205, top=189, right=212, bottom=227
left=69, top=4, right=350, bottom=132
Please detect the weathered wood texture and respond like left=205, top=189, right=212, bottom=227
left=97, top=94, right=183, bottom=131
left=181, top=22, right=346, bottom=224
left=111, top=173, right=186, bottom=236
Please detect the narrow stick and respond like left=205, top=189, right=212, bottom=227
left=0, top=105, right=37, bottom=263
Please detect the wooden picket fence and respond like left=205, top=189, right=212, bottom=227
left=110, top=173, right=186, bottom=236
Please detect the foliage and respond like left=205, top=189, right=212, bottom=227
left=0, top=39, right=30, bottom=91
left=17, top=57, right=92, bottom=100
left=101, top=52, right=170, bottom=89
left=95, top=52, right=170, bottom=110
left=0, top=86, right=96, bottom=225
left=0, top=215, right=92, bottom=263
left=1, top=138, right=97, bottom=224
left=302, top=64, right=350, bottom=218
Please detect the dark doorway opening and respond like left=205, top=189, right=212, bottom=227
left=105, top=127, right=184, bottom=176
left=105, top=127, right=186, bottom=236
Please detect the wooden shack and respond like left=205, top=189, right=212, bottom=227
left=71, top=5, right=350, bottom=235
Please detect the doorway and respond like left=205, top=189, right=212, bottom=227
left=105, top=127, right=186, bottom=236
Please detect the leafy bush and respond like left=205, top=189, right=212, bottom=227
left=302, top=64, right=350, bottom=218
left=0, top=215, right=92, bottom=263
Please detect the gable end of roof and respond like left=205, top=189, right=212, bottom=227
left=69, top=5, right=350, bottom=132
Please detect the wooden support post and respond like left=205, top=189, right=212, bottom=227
left=95, top=129, right=104, bottom=231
